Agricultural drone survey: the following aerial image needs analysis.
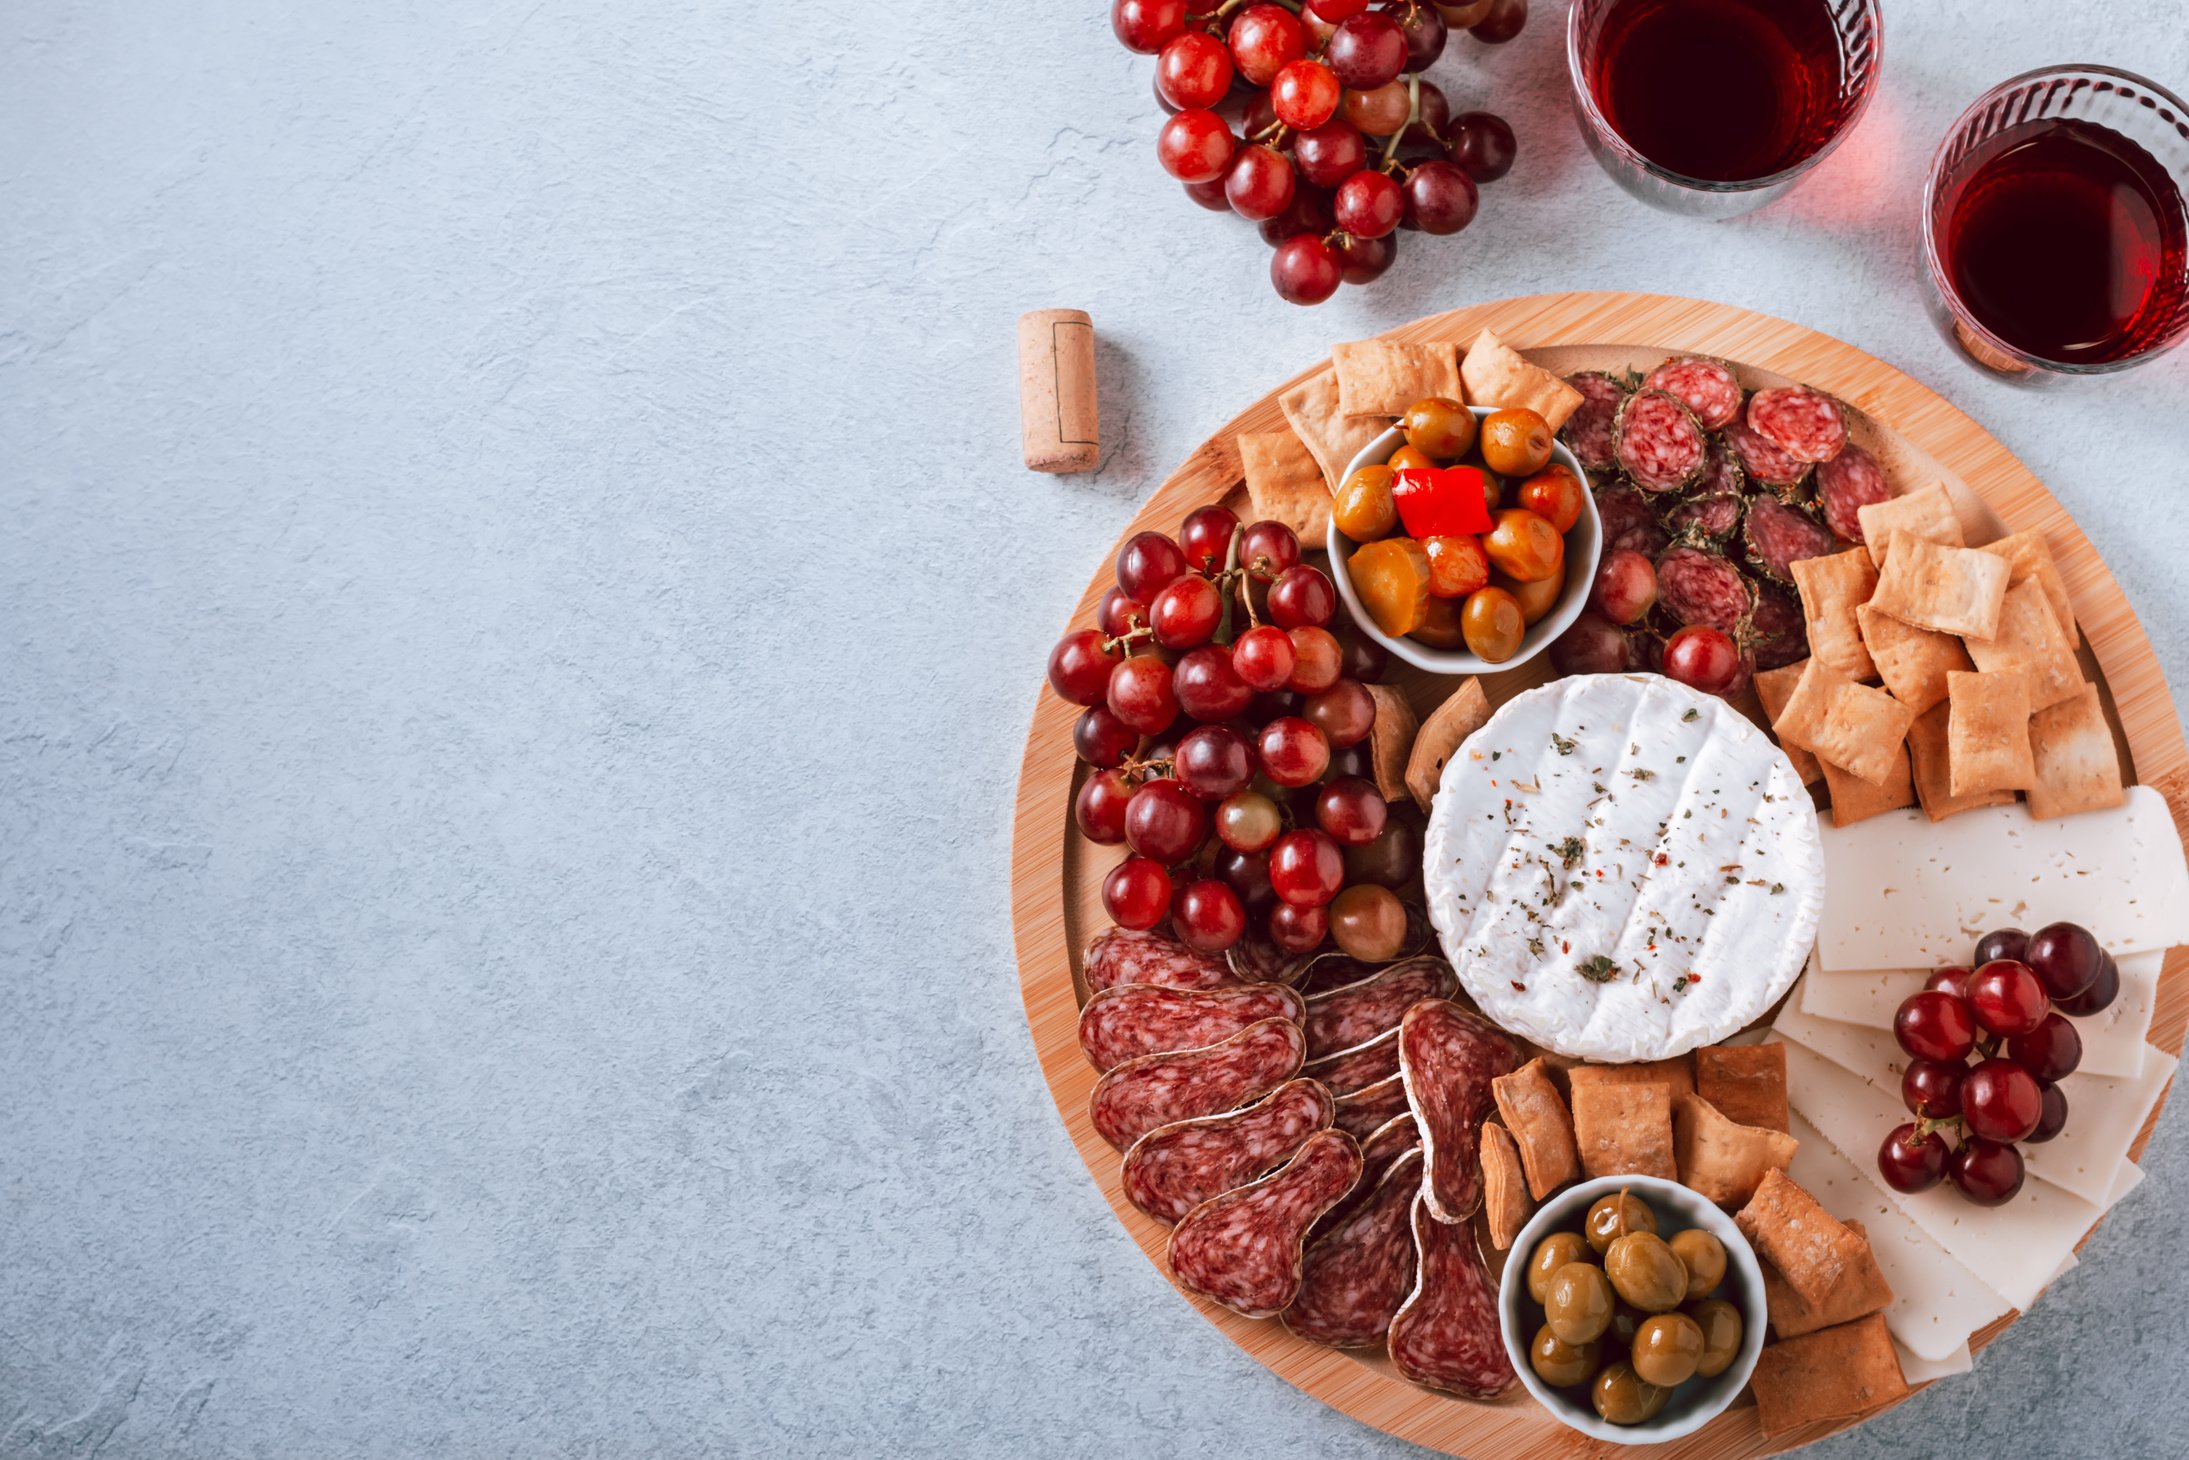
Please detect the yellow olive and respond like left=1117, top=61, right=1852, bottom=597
left=1591, top=1360, right=1670, bottom=1426
left=1631, top=1311, right=1704, bottom=1387
left=1529, top=1324, right=1598, bottom=1388
left=1544, top=1261, right=1615, bottom=1346
left=1689, top=1298, right=1745, bottom=1378
left=1585, top=1193, right=1657, bottom=1254
left=1670, top=1228, right=1727, bottom=1301
left=1528, top=1231, right=1592, bottom=1304
left=1605, top=1232, right=1689, bottom=1314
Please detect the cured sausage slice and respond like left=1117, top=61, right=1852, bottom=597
left=1743, top=496, right=1838, bottom=586
left=1655, top=545, right=1756, bottom=636
left=1312, top=1109, right=1422, bottom=1240
left=1079, top=982, right=1306, bottom=1073
left=1296, top=951, right=1381, bottom=996
left=1747, top=385, right=1849, bottom=464
left=1228, top=933, right=1307, bottom=985
left=1090, top=1017, right=1306, bottom=1151
left=1613, top=389, right=1709, bottom=493
left=1084, top=928, right=1241, bottom=995
left=1559, top=371, right=1628, bottom=471
left=1663, top=491, right=1743, bottom=546
left=1333, top=1071, right=1414, bottom=1140
left=1696, top=433, right=1745, bottom=497
left=1303, top=1026, right=1401, bottom=1096
left=1641, top=356, right=1743, bottom=430
left=1388, top=1193, right=1517, bottom=1398
left=1398, top=999, right=1518, bottom=1224
left=1166, top=1129, right=1362, bottom=1319
left=1121, top=1078, right=1336, bottom=1224
left=1303, top=957, right=1459, bottom=1060
left=1593, top=479, right=1655, bottom=545
left=1283, top=1147, right=1426, bottom=1348
left=1747, top=583, right=1809, bottom=670
left=1723, top=415, right=1813, bottom=493
left=1815, top=443, right=1891, bottom=543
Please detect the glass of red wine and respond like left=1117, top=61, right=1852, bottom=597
left=1924, top=66, right=2189, bottom=380
left=1565, top=0, right=1882, bottom=218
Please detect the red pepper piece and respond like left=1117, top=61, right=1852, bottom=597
left=1392, top=467, right=1494, bottom=539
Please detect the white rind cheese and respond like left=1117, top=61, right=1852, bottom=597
left=1422, top=674, right=1825, bottom=1062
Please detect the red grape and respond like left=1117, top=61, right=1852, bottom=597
left=1402, top=160, right=1479, bottom=234
left=1175, top=724, right=1255, bottom=800
left=1468, top=0, right=1528, bottom=43
left=1268, top=565, right=1337, bottom=629
left=1447, top=110, right=1516, bottom=181
left=1232, top=623, right=1298, bottom=691
left=1343, top=80, right=1412, bottom=138
left=1258, top=716, right=1332, bottom=787
left=1158, top=109, right=1238, bottom=184
left=1961, top=1058, right=2043, bottom=1142
left=1550, top=611, right=1630, bottom=675
left=1175, top=878, right=1247, bottom=952
left=1241, top=520, right=1302, bottom=575
left=1179, top=505, right=1238, bottom=574
left=1924, top=964, right=1975, bottom=1002
left=1216, top=789, right=1283, bottom=853
left=1383, top=0, right=1447, bottom=68
left=1271, top=59, right=1342, bottom=130
left=1402, top=79, right=1453, bottom=148
left=1250, top=688, right=1304, bottom=721
left=1271, top=234, right=1342, bottom=304
left=1293, top=120, right=1369, bottom=188
left=2028, top=1082, right=2069, bottom=1143
left=1225, top=143, right=1297, bottom=222
left=1269, top=827, right=1346, bottom=906
left=2056, top=951, right=2120, bottom=1016
left=1112, top=0, right=1189, bottom=52
left=1174, top=644, right=1256, bottom=721
left=1048, top=629, right=1121, bottom=705
left=1877, top=1123, right=1947, bottom=1194
left=1949, top=1137, right=2024, bottom=1206
left=1333, top=230, right=1397, bottom=284
left=1151, top=573, right=1224, bottom=648
left=1156, top=31, right=1234, bottom=111
left=2007, top=1012, right=2082, bottom=1084
left=1269, top=899, right=1329, bottom=952
left=1075, top=768, right=1133, bottom=844
left=1286, top=626, right=1343, bottom=694
left=1894, top=989, right=1976, bottom=1064
left=1124, top=777, right=1209, bottom=862
left=1901, top=1059, right=1964, bottom=1119
left=1663, top=624, right=1742, bottom=696
left=1097, top=587, right=1146, bottom=637
left=1336, top=628, right=1388, bottom=683
left=1304, top=678, right=1376, bottom=747
left=1117, top=531, right=1189, bottom=601
left=1228, top=3, right=1307, bottom=85
left=1075, top=705, right=1139, bottom=767
left=2024, top=921, right=2102, bottom=1002
left=1968, top=959, right=2048, bottom=1037
left=1343, top=815, right=1417, bottom=886
left=1314, top=775, right=1388, bottom=846
left=1589, top=548, right=1657, bottom=625
left=1334, top=169, right=1404, bottom=239
left=1217, top=847, right=1277, bottom=917
left=1107, top=653, right=1179, bottom=735
left=1182, top=176, right=1231, bottom=210
left=1325, top=12, right=1408, bottom=89
left=1103, top=856, right=1173, bottom=929
left=1306, top=0, right=1369, bottom=19
left=1972, top=927, right=2029, bottom=967
left=1259, top=183, right=1336, bottom=246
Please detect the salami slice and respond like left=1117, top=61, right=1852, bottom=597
left=1641, top=356, right=1743, bottom=430
left=1747, top=583, right=1808, bottom=670
left=1304, top=1026, right=1401, bottom=1096
left=1723, top=415, right=1813, bottom=493
left=1663, top=491, right=1743, bottom=546
left=1742, top=495, right=1838, bottom=586
left=1121, top=1078, right=1336, bottom=1224
left=1090, top=1017, right=1306, bottom=1151
left=1815, top=443, right=1891, bottom=542
left=1593, top=479, right=1654, bottom=544
left=1655, top=545, right=1756, bottom=635
left=1558, top=371, right=1628, bottom=471
left=1388, top=1193, right=1516, bottom=1398
left=1612, top=389, right=1708, bottom=493
left=1283, top=1146, right=1426, bottom=1347
left=1304, top=958, right=1459, bottom=1060
left=1079, top=982, right=1306, bottom=1073
left=1085, top=928, right=1241, bottom=995
left=1696, top=433, right=1745, bottom=497
left=1312, top=1109, right=1422, bottom=1241
left=1333, top=1071, right=1414, bottom=1139
left=1747, top=385, right=1848, bottom=464
left=1297, top=952, right=1380, bottom=995
left=1397, top=999, right=1517, bottom=1224
left=1166, top=1129, right=1362, bottom=1319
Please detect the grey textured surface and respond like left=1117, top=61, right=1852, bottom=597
left=4, top=2, right=2189, bottom=1456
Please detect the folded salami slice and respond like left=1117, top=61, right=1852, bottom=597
left=1333, top=1071, right=1414, bottom=1140
left=1283, top=1146, right=1426, bottom=1348
left=1655, top=545, right=1756, bottom=636
left=1613, top=389, right=1708, bottom=493
left=1089, top=1017, right=1306, bottom=1151
left=1815, top=443, right=1891, bottom=543
left=1663, top=490, right=1743, bottom=546
left=1303, top=957, right=1459, bottom=1060
left=1388, top=1193, right=1517, bottom=1398
left=1312, top=1108, right=1421, bottom=1237
left=1558, top=371, right=1628, bottom=471
left=1398, top=999, right=1517, bottom=1224
left=1723, top=416, right=1813, bottom=493
left=1294, top=951, right=1380, bottom=995
left=1747, top=583, right=1809, bottom=670
left=1303, top=1026, right=1401, bottom=1096
left=1641, top=356, right=1743, bottom=430
left=1079, top=982, right=1305, bottom=1073
left=1227, top=933, right=1307, bottom=986
left=1121, top=1078, right=1336, bottom=1224
left=1167, top=1128, right=1362, bottom=1318
left=1743, top=495, right=1838, bottom=586
left=1746, top=385, right=1848, bottom=464
left=1084, top=928, right=1242, bottom=995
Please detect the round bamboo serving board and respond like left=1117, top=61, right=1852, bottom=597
left=1010, top=292, right=2189, bottom=1457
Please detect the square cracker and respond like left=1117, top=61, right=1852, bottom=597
left=1947, top=669, right=2036, bottom=796
left=1791, top=549, right=1878, bottom=681
left=2028, top=682, right=2127, bottom=820
left=1480, top=1122, right=1534, bottom=1251
left=1458, top=329, right=1584, bottom=431
left=1751, top=1314, right=1910, bottom=1440
left=1734, top=1166, right=1866, bottom=1308
left=1869, top=536, right=2011, bottom=639
left=1566, top=1057, right=1694, bottom=1100
left=1491, top=1056, right=1581, bottom=1199
left=1820, top=743, right=1916, bottom=827
left=1674, top=1093, right=1799, bottom=1208
left=1981, top=527, right=2078, bottom=646
left=1857, top=483, right=1964, bottom=568
left=1804, top=678, right=1914, bottom=787
left=1908, top=700, right=2016, bottom=821
left=1570, top=1082, right=1676, bottom=1181
left=1965, top=578, right=2082, bottom=711
left=1768, top=658, right=1847, bottom=756
left=1236, top=430, right=1331, bottom=540
left=1332, top=339, right=1463, bottom=418
left=1754, top=662, right=1822, bottom=784
left=1857, top=603, right=1970, bottom=716
left=1278, top=368, right=1388, bottom=491
left=1695, top=1044, right=1789, bottom=1133
left=1762, top=1218, right=1894, bottom=1339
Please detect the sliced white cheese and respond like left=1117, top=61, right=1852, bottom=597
left=1815, top=786, right=2189, bottom=973
left=1893, top=1338, right=1971, bottom=1385
left=2108, top=1158, right=2146, bottom=1209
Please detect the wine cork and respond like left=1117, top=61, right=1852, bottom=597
left=1018, top=308, right=1100, bottom=473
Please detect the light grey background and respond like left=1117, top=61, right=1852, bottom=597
left=5, top=3, right=2187, bottom=1456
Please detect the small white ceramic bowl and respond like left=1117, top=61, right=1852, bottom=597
left=1328, top=408, right=1600, bottom=676
left=1498, top=1174, right=1767, bottom=1445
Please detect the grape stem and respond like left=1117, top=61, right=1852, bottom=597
left=1103, top=624, right=1157, bottom=654
left=1214, top=527, right=1245, bottom=645
left=1379, top=73, right=1421, bottom=171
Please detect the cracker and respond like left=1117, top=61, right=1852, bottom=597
left=1790, top=549, right=1878, bottom=681
left=1868, top=536, right=2010, bottom=639
left=1236, top=430, right=1332, bottom=541
left=1278, top=368, right=1389, bottom=491
left=1694, top=1044, right=1788, bottom=1133
left=1980, top=527, right=2078, bottom=645
left=2027, top=682, right=2127, bottom=820
left=1761, top=1218, right=1894, bottom=1340
left=1947, top=669, right=2035, bottom=797
left=1491, top=1056, right=1581, bottom=1199
left=1964, top=578, right=2082, bottom=712
left=1363, top=683, right=1419, bottom=803
left=1674, top=1093, right=1799, bottom=1208
left=1457, top=329, right=1584, bottom=431
left=1856, top=483, right=1964, bottom=568
left=1480, top=1122, right=1534, bottom=1251
left=1907, top=701, right=2015, bottom=821
left=1566, top=1057, right=1695, bottom=1100
left=1734, top=1167, right=1864, bottom=1309
left=1754, top=662, right=1822, bottom=784
left=1856, top=603, right=1970, bottom=716
left=1819, top=743, right=1916, bottom=827
left=1570, top=1082, right=1676, bottom=1181
left=1751, top=1314, right=1910, bottom=1440
left=1331, top=339, right=1463, bottom=418
left=1405, top=677, right=1491, bottom=812
left=1768, top=658, right=1844, bottom=756
left=1804, top=678, right=1914, bottom=787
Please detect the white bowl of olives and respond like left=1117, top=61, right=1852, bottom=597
left=1498, top=1174, right=1767, bottom=1443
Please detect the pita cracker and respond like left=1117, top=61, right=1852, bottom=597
left=1857, top=483, right=1964, bottom=568
left=1869, top=535, right=2011, bottom=638
left=1694, top=1044, right=1789, bottom=1133
left=1769, top=657, right=1845, bottom=755
left=1458, top=329, right=1584, bottom=431
left=1752, top=1314, right=1909, bottom=1438
left=1980, top=527, right=2078, bottom=646
left=1790, top=549, right=1879, bottom=681
left=1237, top=430, right=1331, bottom=540
left=2027, top=682, right=2127, bottom=820
left=1480, top=1123, right=1534, bottom=1250
left=1947, top=669, right=2036, bottom=796
left=1566, top=1057, right=1694, bottom=1100
left=1405, top=677, right=1491, bottom=811
left=1761, top=1218, right=1894, bottom=1339
left=1734, top=1168, right=1864, bottom=1308
left=1363, top=682, right=1418, bottom=803
left=1819, top=742, right=1915, bottom=827
left=1571, top=1081, right=1676, bottom=1181
left=1491, top=1057, right=1581, bottom=1199
left=1964, top=578, right=2082, bottom=711
left=1278, top=368, right=1387, bottom=491
left=1804, top=677, right=1913, bottom=787
left=1754, top=662, right=1822, bottom=784
left=1332, top=339, right=1463, bottom=417
left=1674, top=1093, right=1799, bottom=1208
left=1908, top=700, right=2015, bottom=821
left=1857, top=603, right=1970, bottom=716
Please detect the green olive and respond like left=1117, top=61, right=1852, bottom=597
left=1527, top=1231, right=1593, bottom=1304
left=1670, top=1228, right=1727, bottom=1301
left=1689, top=1298, right=1745, bottom=1378
left=1585, top=1192, right=1657, bottom=1254
left=1605, top=1232, right=1689, bottom=1314
left=1630, top=1311, right=1704, bottom=1387
left=1544, top=1262, right=1615, bottom=1346
left=1529, top=1324, right=1598, bottom=1388
left=1591, top=1360, right=1671, bottom=1426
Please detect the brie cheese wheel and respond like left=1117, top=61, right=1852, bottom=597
left=1422, top=674, right=1824, bottom=1062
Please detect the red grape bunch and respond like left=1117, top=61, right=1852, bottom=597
left=1046, top=506, right=1425, bottom=962
left=1112, top=0, right=1526, bottom=304
left=1876, top=921, right=2118, bottom=1207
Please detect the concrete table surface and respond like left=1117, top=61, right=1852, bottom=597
left=5, top=2, right=2188, bottom=1455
